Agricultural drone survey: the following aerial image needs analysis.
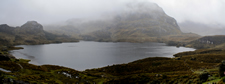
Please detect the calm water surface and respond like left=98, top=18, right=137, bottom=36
left=12, top=41, right=195, bottom=71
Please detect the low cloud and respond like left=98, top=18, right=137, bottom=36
left=0, top=0, right=224, bottom=27
left=151, top=0, right=225, bottom=25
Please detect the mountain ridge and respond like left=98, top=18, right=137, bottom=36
left=0, top=21, right=78, bottom=46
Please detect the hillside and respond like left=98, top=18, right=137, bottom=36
left=0, top=21, right=78, bottom=46
left=186, top=35, right=225, bottom=49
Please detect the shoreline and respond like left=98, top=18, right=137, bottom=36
left=9, top=41, right=195, bottom=71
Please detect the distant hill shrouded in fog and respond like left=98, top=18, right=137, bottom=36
left=179, top=21, right=225, bottom=36
left=44, top=2, right=192, bottom=42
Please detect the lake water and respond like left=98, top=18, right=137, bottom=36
left=11, top=41, right=195, bottom=71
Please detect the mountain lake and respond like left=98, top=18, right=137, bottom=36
left=11, top=41, right=195, bottom=71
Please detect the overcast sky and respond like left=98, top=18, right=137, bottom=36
left=0, top=0, right=224, bottom=26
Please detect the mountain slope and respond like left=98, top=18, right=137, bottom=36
left=0, top=21, right=78, bottom=46
left=186, top=35, right=225, bottom=49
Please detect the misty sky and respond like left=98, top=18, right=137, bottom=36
left=0, top=0, right=225, bottom=26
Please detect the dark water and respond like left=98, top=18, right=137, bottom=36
left=11, top=41, right=195, bottom=71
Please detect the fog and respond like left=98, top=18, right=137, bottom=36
left=0, top=0, right=225, bottom=35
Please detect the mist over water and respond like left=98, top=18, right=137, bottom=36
left=12, top=41, right=195, bottom=71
